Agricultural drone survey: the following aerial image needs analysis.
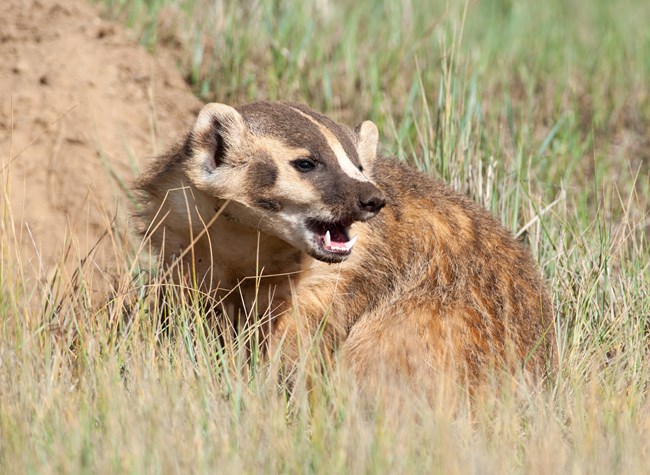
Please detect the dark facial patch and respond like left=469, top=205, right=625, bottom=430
left=246, top=156, right=278, bottom=191
left=246, top=155, right=282, bottom=212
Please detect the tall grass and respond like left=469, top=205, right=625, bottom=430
left=1, top=0, right=648, bottom=472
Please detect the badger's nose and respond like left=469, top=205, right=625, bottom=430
left=357, top=184, right=386, bottom=219
left=359, top=194, right=386, bottom=213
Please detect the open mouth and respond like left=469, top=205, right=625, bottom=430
left=307, top=218, right=358, bottom=259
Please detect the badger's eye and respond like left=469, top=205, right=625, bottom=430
left=358, top=164, right=364, bottom=172
left=292, top=158, right=316, bottom=173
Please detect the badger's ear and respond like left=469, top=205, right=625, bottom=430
left=354, top=120, right=379, bottom=170
left=189, top=103, right=246, bottom=171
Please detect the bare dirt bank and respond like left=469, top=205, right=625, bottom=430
left=1, top=0, right=201, bottom=287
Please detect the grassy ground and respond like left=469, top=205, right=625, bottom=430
left=2, top=0, right=649, bottom=472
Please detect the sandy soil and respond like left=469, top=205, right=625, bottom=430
left=0, top=0, right=201, bottom=286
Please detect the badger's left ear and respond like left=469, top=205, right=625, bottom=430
left=189, top=103, right=246, bottom=171
left=354, top=120, right=379, bottom=170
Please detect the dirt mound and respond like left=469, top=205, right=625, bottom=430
left=0, top=0, right=201, bottom=285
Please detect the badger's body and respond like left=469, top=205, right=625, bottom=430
left=135, top=101, right=556, bottom=391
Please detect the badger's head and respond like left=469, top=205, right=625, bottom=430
left=184, top=101, right=386, bottom=263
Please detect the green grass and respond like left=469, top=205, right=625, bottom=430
left=2, top=0, right=649, bottom=472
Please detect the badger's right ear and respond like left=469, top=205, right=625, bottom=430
left=354, top=120, right=379, bottom=170
left=188, top=103, right=246, bottom=171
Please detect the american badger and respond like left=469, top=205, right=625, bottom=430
left=135, top=101, right=556, bottom=389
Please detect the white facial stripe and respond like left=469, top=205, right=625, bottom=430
left=288, top=106, right=368, bottom=182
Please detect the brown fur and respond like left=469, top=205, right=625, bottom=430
left=134, top=101, right=556, bottom=395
